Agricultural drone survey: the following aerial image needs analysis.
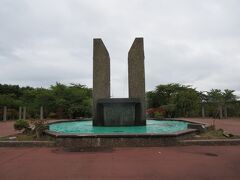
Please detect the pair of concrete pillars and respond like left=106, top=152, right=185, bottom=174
left=93, top=38, right=146, bottom=126
left=19, top=106, right=44, bottom=120
left=2, top=106, right=43, bottom=121
left=18, top=106, right=27, bottom=120
left=1, top=106, right=26, bottom=121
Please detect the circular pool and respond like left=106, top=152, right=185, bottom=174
left=49, top=119, right=189, bottom=135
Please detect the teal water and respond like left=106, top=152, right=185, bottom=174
left=49, top=120, right=189, bottom=134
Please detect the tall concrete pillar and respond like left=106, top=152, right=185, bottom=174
left=3, top=106, right=7, bottom=121
left=40, top=106, right=43, bottom=120
left=23, top=106, right=26, bottom=120
left=19, top=106, right=22, bottom=120
left=128, top=38, right=146, bottom=125
left=93, top=38, right=110, bottom=126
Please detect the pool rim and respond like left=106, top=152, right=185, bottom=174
left=45, top=118, right=207, bottom=138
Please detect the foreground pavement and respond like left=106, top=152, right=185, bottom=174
left=0, top=146, right=240, bottom=180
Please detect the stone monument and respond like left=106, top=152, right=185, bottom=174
left=128, top=38, right=146, bottom=125
left=92, top=39, right=110, bottom=126
left=93, top=38, right=146, bottom=126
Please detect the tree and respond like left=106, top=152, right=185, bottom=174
left=223, top=89, right=236, bottom=118
left=147, top=83, right=200, bottom=117
left=173, top=87, right=200, bottom=117
left=198, top=91, right=208, bottom=118
left=207, top=89, right=224, bottom=119
left=0, top=83, right=92, bottom=120
left=50, top=82, right=92, bottom=118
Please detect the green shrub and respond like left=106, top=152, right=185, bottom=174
left=14, top=119, right=29, bottom=131
left=48, top=112, right=57, bottom=119
left=154, top=112, right=164, bottom=118
left=30, top=119, right=48, bottom=138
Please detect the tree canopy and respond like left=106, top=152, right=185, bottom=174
left=147, top=83, right=238, bottom=118
left=0, top=82, right=239, bottom=120
left=0, top=83, right=92, bottom=119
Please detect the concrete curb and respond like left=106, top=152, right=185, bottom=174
left=0, top=141, right=55, bottom=147
left=1, top=139, right=240, bottom=148
left=179, top=139, right=240, bottom=146
left=45, top=129, right=197, bottom=138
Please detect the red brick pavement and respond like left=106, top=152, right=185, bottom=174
left=182, top=118, right=240, bottom=135
left=0, top=121, right=19, bottom=137
left=0, top=146, right=240, bottom=180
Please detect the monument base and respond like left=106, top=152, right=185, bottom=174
left=93, top=98, right=146, bottom=126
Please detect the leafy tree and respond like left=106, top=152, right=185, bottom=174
left=223, top=89, right=236, bottom=118
left=0, top=83, right=92, bottom=120
left=207, top=89, right=224, bottom=119
left=1, top=82, right=239, bottom=120
left=173, top=88, right=200, bottom=117
left=147, top=83, right=200, bottom=117
left=198, top=91, right=208, bottom=118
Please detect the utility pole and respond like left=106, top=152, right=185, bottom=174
left=23, top=106, right=26, bottom=120
left=40, top=106, right=44, bottom=120
left=19, top=106, right=22, bottom=119
left=3, top=106, right=7, bottom=121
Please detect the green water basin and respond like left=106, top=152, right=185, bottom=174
left=49, top=120, right=189, bottom=134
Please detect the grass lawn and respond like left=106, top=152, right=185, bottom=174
left=191, top=129, right=240, bottom=140
left=0, top=133, right=53, bottom=141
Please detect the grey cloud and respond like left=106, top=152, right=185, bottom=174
left=0, top=0, right=240, bottom=97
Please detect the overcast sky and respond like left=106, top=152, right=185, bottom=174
left=0, top=0, right=240, bottom=97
